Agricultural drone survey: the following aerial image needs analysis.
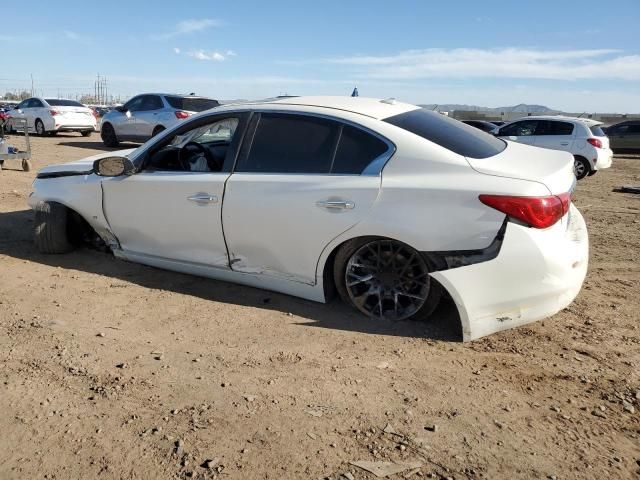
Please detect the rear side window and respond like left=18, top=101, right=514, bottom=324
left=537, top=120, right=574, bottom=136
left=165, top=96, right=220, bottom=112
left=237, top=113, right=339, bottom=173
left=384, top=109, right=506, bottom=159
left=141, top=95, right=164, bottom=110
left=332, top=125, right=389, bottom=174
left=589, top=125, right=606, bottom=137
left=46, top=99, right=85, bottom=107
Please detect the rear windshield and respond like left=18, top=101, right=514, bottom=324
left=384, top=109, right=506, bottom=159
left=165, top=96, right=220, bottom=112
left=590, top=125, right=605, bottom=137
left=45, top=99, right=85, bottom=107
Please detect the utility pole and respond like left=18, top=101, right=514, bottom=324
left=30, top=74, right=34, bottom=96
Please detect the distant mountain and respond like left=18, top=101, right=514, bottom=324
left=419, top=103, right=558, bottom=114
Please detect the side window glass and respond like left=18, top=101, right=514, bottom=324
left=538, top=121, right=573, bottom=136
left=237, top=113, right=339, bottom=173
left=332, top=125, right=389, bottom=174
left=142, top=95, right=164, bottom=111
left=627, top=125, right=640, bottom=134
left=500, top=121, right=537, bottom=136
left=146, top=116, right=241, bottom=172
left=16, top=101, right=27, bottom=109
left=31, top=99, right=44, bottom=108
left=126, top=96, right=145, bottom=112
left=23, top=99, right=35, bottom=108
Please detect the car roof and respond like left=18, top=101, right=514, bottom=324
left=129, top=93, right=215, bottom=99
left=514, top=115, right=603, bottom=126
left=224, top=96, right=419, bottom=120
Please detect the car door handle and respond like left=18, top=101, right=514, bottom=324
left=316, top=200, right=355, bottom=210
left=187, top=194, right=218, bottom=204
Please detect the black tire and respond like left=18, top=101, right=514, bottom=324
left=100, top=123, right=119, bottom=147
left=35, top=119, right=46, bottom=137
left=80, top=130, right=92, bottom=137
left=587, top=170, right=597, bottom=177
left=574, top=156, right=591, bottom=180
left=152, top=125, right=165, bottom=137
left=334, top=237, right=442, bottom=322
left=34, top=202, right=75, bottom=254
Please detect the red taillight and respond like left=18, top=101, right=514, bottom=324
left=174, top=111, right=190, bottom=119
left=49, top=109, right=61, bottom=116
left=587, top=138, right=602, bottom=148
left=479, top=193, right=571, bottom=229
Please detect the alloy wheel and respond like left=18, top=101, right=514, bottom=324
left=574, top=159, right=586, bottom=178
left=345, top=240, right=430, bottom=321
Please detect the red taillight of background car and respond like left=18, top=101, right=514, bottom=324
left=587, top=138, right=603, bottom=148
left=49, top=109, right=61, bottom=116
left=174, top=111, right=190, bottom=119
left=479, top=193, right=571, bottom=229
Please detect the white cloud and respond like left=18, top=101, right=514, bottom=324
left=173, top=47, right=181, bottom=54
left=187, top=50, right=234, bottom=61
left=309, top=48, right=640, bottom=81
left=152, top=19, right=222, bottom=40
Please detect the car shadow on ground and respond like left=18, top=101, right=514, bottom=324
left=57, top=141, right=140, bottom=152
left=0, top=209, right=462, bottom=341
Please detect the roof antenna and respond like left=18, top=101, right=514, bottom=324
left=351, top=87, right=359, bottom=97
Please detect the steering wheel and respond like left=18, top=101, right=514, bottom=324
left=178, top=141, right=222, bottom=171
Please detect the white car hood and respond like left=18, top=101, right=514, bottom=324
left=38, top=149, right=136, bottom=174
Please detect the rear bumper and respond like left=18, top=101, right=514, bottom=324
left=431, top=204, right=588, bottom=341
left=53, top=125, right=96, bottom=132
left=594, top=148, right=613, bottom=170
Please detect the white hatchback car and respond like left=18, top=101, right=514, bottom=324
left=6, top=97, right=97, bottom=136
left=496, top=116, right=613, bottom=179
left=28, top=97, right=588, bottom=341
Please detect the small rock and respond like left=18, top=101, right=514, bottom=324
left=377, top=361, right=390, bottom=369
left=154, top=355, right=163, bottom=361
left=96, top=332, right=105, bottom=337
left=342, top=473, right=355, bottom=480
left=424, top=424, right=438, bottom=432
left=622, top=400, right=635, bottom=414
left=243, top=395, right=255, bottom=403
left=591, top=409, right=607, bottom=419
left=330, top=442, right=337, bottom=448
left=201, top=458, right=218, bottom=470
left=116, top=363, right=127, bottom=369
left=550, top=406, right=561, bottom=413
left=193, top=358, right=200, bottom=363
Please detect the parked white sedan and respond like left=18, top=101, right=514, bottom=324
left=28, top=97, right=588, bottom=340
left=6, top=97, right=97, bottom=136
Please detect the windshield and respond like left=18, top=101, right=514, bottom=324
left=168, top=118, right=239, bottom=148
left=384, top=109, right=506, bottom=159
left=45, top=99, right=85, bottom=107
left=590, top=125, right=605, bottom=137
left=165, top=96, right=220, bottom=112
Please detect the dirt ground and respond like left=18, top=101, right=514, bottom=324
left=0, top=132, right=638, bottom=480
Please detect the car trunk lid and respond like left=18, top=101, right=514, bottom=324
left=466, top=140, right=575, bottom=195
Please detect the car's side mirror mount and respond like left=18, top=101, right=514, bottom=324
left=115, top=106, right=126, bottom=113
left=93, top=156, right=135, bottom=177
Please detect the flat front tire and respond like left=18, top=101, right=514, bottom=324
left=334, top=237, right=442, bottom=322
left=34, top=202, right=74, bottom=254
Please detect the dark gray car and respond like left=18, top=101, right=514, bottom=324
left=605, top=121, right=640, bottom=152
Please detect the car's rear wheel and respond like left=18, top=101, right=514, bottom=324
left=34, top=201, right=75, bottom=254
left=152, top=125, right=165, bottom=137
left=334, top=238, right=442, bottom=321
left=35, top=119, right=46, bottom=137
left=81, top=130, right=92, bottom=137
left=101, top=123, right=119, bottom=147
left=574, top=156, right=591, bottom=180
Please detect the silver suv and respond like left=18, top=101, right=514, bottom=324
left=100, top=93, right=219, bottom=147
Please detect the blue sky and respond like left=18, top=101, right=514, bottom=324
left=2, top=0, right=639, bottom=111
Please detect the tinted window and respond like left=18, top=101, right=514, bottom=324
left=45, top=99, right=85, bottom=107
left=499, top=120, right=538, bottom=137
left=537, top=120, right=574, bottom=136
left=124, top=96, right=144, bottom=112
left=627, top=125, right=640, bottom=134
left=237, top=113, right=339, bottom=173
left=140, top=95, right=164, bottom=111
left=384, top=109, right=506, bottom=159
left=332, top=125, right=389, bottom=174
left=165, top=96, right=220, bottom=112
left=589, top=125, right=606, bottom=136
left=30, top=99, right=44, bottom=108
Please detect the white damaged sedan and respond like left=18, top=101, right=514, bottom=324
left=29, top=97, right=588, bottom=340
